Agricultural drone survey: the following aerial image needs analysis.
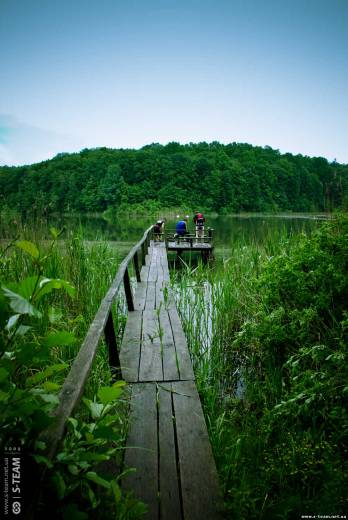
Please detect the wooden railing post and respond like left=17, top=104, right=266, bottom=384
left=141, top=242, right=146, bottom=265
left=104, top=311, right=121, bottom=378
left=133, top=250, right=141, bottom=282
left=123, top=267, right=134, bottom=311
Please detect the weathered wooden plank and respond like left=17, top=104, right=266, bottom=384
left=155, top=246, right=166, bottom=283
left=148, top=246, right=159, bottom=282
left=155, top=281, right=165, bottom=309
left=119, top=311, right=142, bottom=382
left=139, top=310, right=163, bottom=381
left=145, top=281, right=156, bottom=310
left=158, top=383, right=182, bottom=520
left=160, top=255, right=170, bottom=281
left=168, top=307, right=195, bottom=381
left=134, top=282, right=147, bottom=311
left=155, top=280, right=175, bottom=311
left=172, top=381, right=223, bottom=520
left=140, top=264, right=149, bottom=281
left=159, top=310, right=180, bottom=380
left=123, top=383, right=158, bottom=520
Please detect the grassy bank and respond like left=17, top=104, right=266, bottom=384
left=0, top=228, right=144, bottom=518
left=174, top=216, right=348, bottom=518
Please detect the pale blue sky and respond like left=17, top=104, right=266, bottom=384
left=0, top=0, right=347, bottom=165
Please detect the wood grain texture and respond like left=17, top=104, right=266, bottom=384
left=172, top=381, right=223, bottom=520
left=158, top=383, right=182, bottom=520
left=159, top=310, right=180, bottom=381
left=139, top=310, right=163, bottom=381
left=145, top=282, right=156, bottom=310
left=134, top=282, right=147, bottom=311
left=119, top=310, right=142, bottom=382
left=168, top=307, right=195, bottom=381
left=123, top=383, right=158, bottom=520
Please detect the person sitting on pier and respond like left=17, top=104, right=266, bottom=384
left=193, top=211, right=205, bottom=238
left=154, top=220, right=164, bottom=241
left=175, top=217, right=189, bottom=238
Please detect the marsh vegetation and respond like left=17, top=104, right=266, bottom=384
left=174, top=216, right=348, bottom=518
left=1, top=212, right=346, bottom=518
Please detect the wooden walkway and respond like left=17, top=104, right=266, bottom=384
left=120, top=242, right=222, bottom=519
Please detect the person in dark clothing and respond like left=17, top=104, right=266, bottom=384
left=154, top=220, right=164, bottom=241
left=175, top=217, right=189, bottom=237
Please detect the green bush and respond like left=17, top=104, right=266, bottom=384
left=0, top=233, right=144, bottom=519
left=225, top=216, right=348, bottom=517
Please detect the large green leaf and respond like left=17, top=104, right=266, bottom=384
left=86, top=471, right=111, bottom=489
left=2, top=286, right=42, bottom=318
left=6, top=314, right=20, bottom=330
left=97, top=385, right=123, bottom=405
left=16, top=276, right=38, bottom=300
left=83, top=398, right=104, bottom=419
left=111, top=480, right=122, bottom=504
left=15, top=325, right=31, bottom=337
left=15, top=240, right=40, bottom=259
left=36, top=278, right=75, bottom=299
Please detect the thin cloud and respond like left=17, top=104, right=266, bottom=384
left=0, top=114, right=84, bottom=166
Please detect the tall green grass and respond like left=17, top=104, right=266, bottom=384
left=0, top=225, right=144, bottom=518
left=173, top=219, right=348, bottom=518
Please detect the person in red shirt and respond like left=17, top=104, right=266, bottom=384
left=193, top=211, right=205, bottom=239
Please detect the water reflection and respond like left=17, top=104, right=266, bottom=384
left=36, top=213, right=321, bottom=244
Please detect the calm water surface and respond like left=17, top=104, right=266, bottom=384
left=47, top=213, right=322, bottom=248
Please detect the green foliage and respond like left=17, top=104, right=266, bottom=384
left=175, top=217, right=348, bottom=518
left=223, top=217, right=348, bottom=517
left=0, top=235, right=144, bottom=518
left=0, top=143, right=347, bottom=215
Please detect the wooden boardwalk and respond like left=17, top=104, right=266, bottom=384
left=120, top=242, right=222, bottom=519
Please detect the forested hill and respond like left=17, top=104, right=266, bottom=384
left=1, top=142, right=347, bottom=213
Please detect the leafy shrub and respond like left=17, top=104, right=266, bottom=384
left=0, top=234, right=144, bottom=518
left=225, top=216, right=348, bottom=517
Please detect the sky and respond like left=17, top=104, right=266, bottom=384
left=0, top=0, right=347, bottom=166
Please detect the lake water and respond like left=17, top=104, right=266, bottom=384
left=46, top=213, right=322, bottom=248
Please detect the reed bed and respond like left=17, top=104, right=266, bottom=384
left=173, top=218, right=348, bottom=519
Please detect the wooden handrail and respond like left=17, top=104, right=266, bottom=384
left=42, top=225, right=153, bottom=458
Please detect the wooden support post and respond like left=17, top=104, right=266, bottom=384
left=133, top=250, right=141, bottom=282
left=141, top=242, right=146, bottom=265
left=123, top=267, right=135, bottom=311
left=104, top=311, right=121, bottom=378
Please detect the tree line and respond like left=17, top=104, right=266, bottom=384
left=0, top=142, right=347, bottom=214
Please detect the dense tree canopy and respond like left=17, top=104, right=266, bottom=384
left=0, top=142, right=347, bottom=213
